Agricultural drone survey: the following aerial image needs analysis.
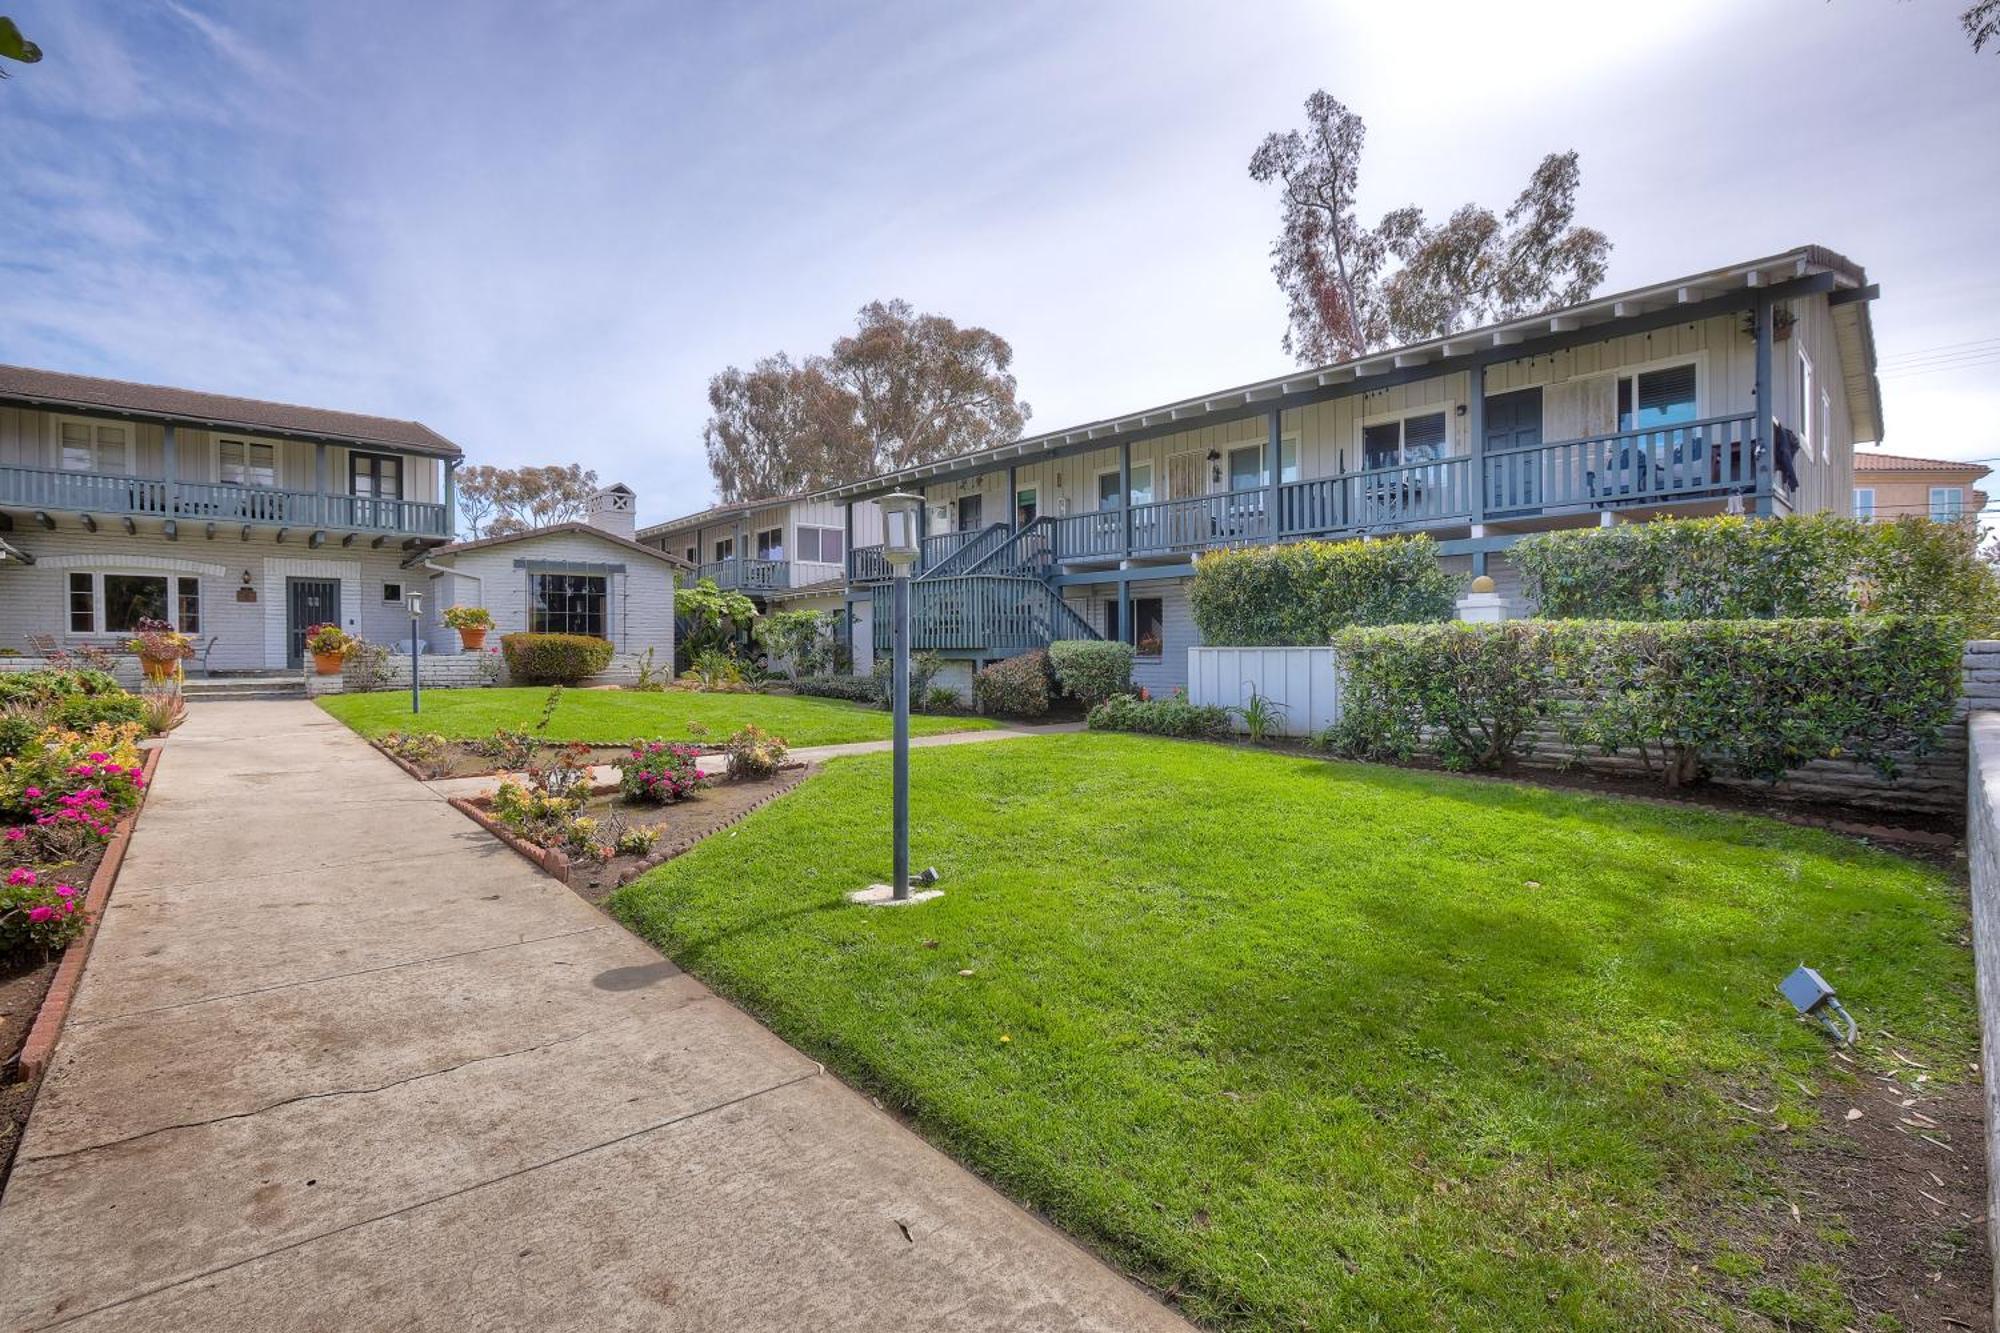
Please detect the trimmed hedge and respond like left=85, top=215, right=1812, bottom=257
left=1048, top=640, right=1135, bottom=707
left=973, top=650, right=1051, bottom=718
left=1086, top=692, right=1232, bottom=739
left=1513, top=513, right=2000, bottom=631
left=1330, top=617, right=1963, bottom=785
left=792, top=675, right=880, bottom=704
left=1188, top=535, right=1459, bottom=646
left=500, top=632, right=614, bottom=685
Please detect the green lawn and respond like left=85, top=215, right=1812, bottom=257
left=317, top=686, right=995, bottom=747
left=610, top=733, right=1976, bottom=1332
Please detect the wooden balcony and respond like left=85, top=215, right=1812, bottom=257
left=695, top=557, right=789, bottom=592
left=0, top=465, right=450, bottom=538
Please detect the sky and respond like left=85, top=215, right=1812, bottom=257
left=2, top=0, right=1997, bottom=528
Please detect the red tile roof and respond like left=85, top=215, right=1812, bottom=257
left=1854, top=451, right=1992, bottom=476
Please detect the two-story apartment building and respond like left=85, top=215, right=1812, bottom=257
left=0, top=365, right=464, bottom=671
left=637, top=491, right=875, bottom=622
left=1852, top=451, right=1990, bottom=523
left=820, top=245, right=1884, bottom=695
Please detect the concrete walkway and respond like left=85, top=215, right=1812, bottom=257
left=427, top=720, right=1087, bottom=802
left=0, top=702, right=1185, bottom=1332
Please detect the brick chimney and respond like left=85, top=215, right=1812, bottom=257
left=586, top=483, right=636, bottom=539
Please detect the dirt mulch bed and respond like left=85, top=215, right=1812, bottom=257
left=456, top=766, right=814, bottom=905
left=0, top=951, right=69, bottom=1189
left=1660, top=1038, right=1991, bottom=1330
left=378, top=741, right=633, bottom=782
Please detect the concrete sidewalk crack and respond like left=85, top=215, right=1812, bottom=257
left=28, top=1067, right=824, bottom=1331
left=24, top=1025, right=611, bottom=1165
left=68, top=926, right=604, bottom=1026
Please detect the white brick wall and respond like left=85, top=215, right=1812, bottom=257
left=429, top=530, right=675, bottom=662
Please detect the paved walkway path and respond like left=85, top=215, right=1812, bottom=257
left=427, top=720, right=1087, bottom=801
left=0, top=702, right=1185, bottom=1332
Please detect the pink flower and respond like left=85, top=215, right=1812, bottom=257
left=86, top=752, right=107, bottom=763
left=22, top=787, right=41, bottom=800
left=26, top=905, right=52, bottom=923
left=6, top=867, right=36, bottom=886
left=53, top=884, right=75, bottom=898
left=3, top=827, right=22, bottom=842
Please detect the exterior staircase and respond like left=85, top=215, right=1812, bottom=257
left=873, top=518, right=1100, bottom=657
left=181, top=673, right=308, bottom=702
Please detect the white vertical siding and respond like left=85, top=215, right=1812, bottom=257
left=1188, top=647, right=1341, bottom=736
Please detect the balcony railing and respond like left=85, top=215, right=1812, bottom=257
left=0, top=465, right=450, bottom=537
left=695, top=557, right=788, bottom=592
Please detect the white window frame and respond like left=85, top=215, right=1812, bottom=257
left=1095, top=463, right=1158, bottom=509
left=797, top=525, right=844, bottom=565
left=754, top=526, right=784, bottom=560
left=1217, top=437, right=1301, bottom=493
left=713, top=537, right=734, bottom=563
left=1357, top=404, right=1455, bottom=471
left=65, top=570, right=201, bottom=635
left=1797, top=350, right=1814, bottom=464
left=54, top=416, right=133, bottom=475
left=215, top=434, right=281, bottom=489
left=1852, top=488, right=1875, bottom=520
left=1931, top=487, right=1965, bottom=521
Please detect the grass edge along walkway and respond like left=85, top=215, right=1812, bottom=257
left=608, top=732, right=1977, bottom=1332
left=317, top=685, right=996, bottom=748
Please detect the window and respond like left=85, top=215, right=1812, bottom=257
left=63, top=572, right=200, bottom=634
left=68, top=574, right=93, bottom=633
left=684, top=546, right=697, bottom=565
left=219, top=438, right=277, bottom=488
left=1798, top=352, right=1815, bottom=461
left=1016, top=488, right=1038, bottom=525
left=59, top=420, right=130, bottom=474
left=1133, top=597, right=1164, bottom=658
left=1615, top=363, right=1697, bottom=432
left=755, top=527, right=784, bottom=560
left=1129, top=462, right=1154, bottom=507
left=1931, top=487, right=1966, bottom=521
left=350, top=453, right=402, bottom=500
left=797, top=526, right=844, bottom=564
left=1097, top=471, right=1122, bottom=511
left=1221, top=440, right=1300, bottom=489
left=1853, top=488, right=1876, bottom=520
left=713, top=537, right=734, bottom=562
left=177, top=577, right=200, bottom=634
left=383, top=582, right=404, bottom=603
left=529, top=573, right=606, bottom=637
left=1362, top=411, right=1448, bottom=471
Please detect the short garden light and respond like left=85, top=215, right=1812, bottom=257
left=1778, top=964, right=1856, bottom=1046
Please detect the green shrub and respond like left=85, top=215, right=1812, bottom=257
left=501, top=633, right=614, bottom=685
left=870, top=651, right=944, bottom=709
left=792, top=675, right=879, bottom=704
left=923, top=685, right=962, bottom=713
left=1188, top=535, right=1459, bottom=645
left=1048, top=640, right=1135, bottom=707
left=48, top=692, right=149, bottom=732
left=1513, top=514, right=2000, bottom=632
left=1330, top=617, right=1961, bottom=786
left=1086, top=691, right=1232, bottom=739
left=724, top=725, right=789, bottom=779
left=972, top=650, right=1051, bottom=718
left=0, top=668, right=123, bottom=706
left=0, top=712, right=40, bottom=759
left=1331, top=623, right=1560, bottom=770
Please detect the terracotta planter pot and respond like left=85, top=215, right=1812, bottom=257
left=312, top=651, right=345, bottom=676
left=140, top=657, right=179, bottom=683
left=457, top=628, right=488, bottom=651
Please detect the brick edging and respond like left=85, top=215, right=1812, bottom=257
left=17, top=745, right=164, bottom=1082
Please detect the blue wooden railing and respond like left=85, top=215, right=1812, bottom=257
left=872, top=574, right=1100, bottom=654
left=0, top=465, right=450, bottom=536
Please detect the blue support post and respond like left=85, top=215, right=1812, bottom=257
left=1007, top=463, right=1018, bottom=534
left=1265, top=409, right=1282, bottom=539
left=1753, top=294, right=1775, bottom=518
left=891, top=572, right=910, bottom=901
left=1119, top=441, right=1132, bottom=556
left=1466, top=363, right=1486, bottom=535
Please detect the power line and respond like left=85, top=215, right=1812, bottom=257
left=1878, top=334, right=2000, bottom=363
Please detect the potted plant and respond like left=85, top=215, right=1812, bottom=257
left=126, top=617, right=193, bottom=683
left=304, top=623, right=355, bottom=675
left=443, top=604, right=495, bottom=651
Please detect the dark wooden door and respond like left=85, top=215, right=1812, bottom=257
left=956, top=494, right=983, bottom=531
left=287, top=578, right=340, bottom=668
left=1484, top=388, right=1545, bottom=514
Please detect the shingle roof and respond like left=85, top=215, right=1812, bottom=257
left=0, top=363, right=463, bottom=457
left=431, top=522, right=688, bottom=566
left=1854, top=451, right=1992, bottom=475
left=636, top=489, right=815, bottom=540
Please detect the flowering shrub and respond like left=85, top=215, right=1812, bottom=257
left=0, top=866, right=87, bottom=961
left=305, top=623, right=356, bottom=657
left=490, top=777, right=584, bottom=848
left=471, top=727, right=539, bottom=770
left=442, top=604, right=494, bottom=630
left=724, top=725, right=789, bottom=780
left=619, top=740, right=704, bottom=805
left=613, top=824, right=661, bottom=856
left=380, top=731, right=449, bottom=766
left=126, top=617, right=194, bottom=665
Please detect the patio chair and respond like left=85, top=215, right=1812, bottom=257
left=190, top=636, right=220, bottom=678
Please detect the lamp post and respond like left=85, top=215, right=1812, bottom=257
left=847, top=492, right=939, bottom=908
left=406, top=591, right=424, bottom=716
